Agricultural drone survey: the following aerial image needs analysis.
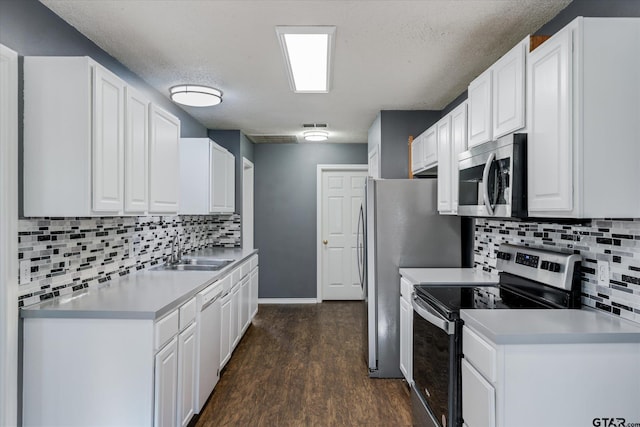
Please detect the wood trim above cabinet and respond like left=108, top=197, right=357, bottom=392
left=530, top=35, right=552, bottom=52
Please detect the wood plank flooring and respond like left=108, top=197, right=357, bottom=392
left=195, top=302, right=411, bottom=426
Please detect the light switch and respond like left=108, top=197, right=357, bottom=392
left=597, top=260, right=610, bottom=287
left=20, top=260, right=31, bottom=285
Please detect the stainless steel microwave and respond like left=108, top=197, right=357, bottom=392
left=458, top=133, right=527, bottom=218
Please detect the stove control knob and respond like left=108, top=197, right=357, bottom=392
left=551, top=262, right=561, bottom=272
left=541, top=261, right=549, bottom=270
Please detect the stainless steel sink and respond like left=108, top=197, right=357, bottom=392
left=150, top=258, right=234, bottom=271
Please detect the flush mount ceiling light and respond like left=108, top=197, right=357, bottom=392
left=303, top=130, right=329, bottom=142
left=275, top=26, right=336, bottom=93
left=169, top=85, right=222, bottom=107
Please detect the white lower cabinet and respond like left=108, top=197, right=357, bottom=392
left=250, top=265, right=259, bottom=318
left=399, top=277, right=413, bottom=384
left=154, top=337, right=179, bottom=427
left=231, top=280, right=242, bottom=349
left=461, top=324, right=640, bottom=427
left=177, top=322, right=197, bottom=427
left=241, top=275, right=250, bottom=334
left=219, top=291, right=233, bottom=369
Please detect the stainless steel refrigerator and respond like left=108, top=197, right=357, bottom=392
left=356, top=178, right=469, bottom=378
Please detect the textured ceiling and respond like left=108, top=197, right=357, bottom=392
left=41, top=0, right=571, bottom=143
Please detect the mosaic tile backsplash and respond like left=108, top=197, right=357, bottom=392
left=474, top=218, right=640, bottom=325
left=17, top=214, right=241, bottom=308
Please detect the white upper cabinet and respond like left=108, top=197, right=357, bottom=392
left=450, top=102, right=468, bottom=213
left=422, top=125, right=438, bottom=170
left=180, top=138, right=235, bottom=214
left=468, top=37, right=528, bottom=148
left=527, top=17, right=640, bottom=218
left=410, top=135, right=423, bottom=175
left=124, top=86, right=150, bottom=214
left=92, top=65, right=125, bottom=213
left=527, top=28, right=573, bottom=214
left=209, top=141, right=235, bottom=214
left=467, top=68, right=493, bottom=148
left=436, top=115, right=452, bottom=213
left=149, top=105, right=180, bottom=214
left=23, top=56, right=180, bottom=217
left=492, top=38, right=527, bottom=139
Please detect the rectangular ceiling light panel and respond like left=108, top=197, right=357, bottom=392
left=276, top=26, right=336, bottom=93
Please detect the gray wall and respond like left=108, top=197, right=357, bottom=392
left=379, top=110, right=441, bottom=179
left=254, top=143, right=368, bottom=298
left=0, top=0, right=207, bottom=138
left=440, top=0, right=640, bottom=114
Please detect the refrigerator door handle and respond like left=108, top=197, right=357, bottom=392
left=357, top=204, right=364, bottom=289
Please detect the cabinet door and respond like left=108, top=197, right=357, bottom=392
left=240, top=276, right=250, bottom=333
left=468, top=68, right=493, bottom=148
left=210, top=142, right=228, bottom=213
left=422, top=126, right=438, bottom=169
left=250, top=268, right=259, bottom=319
left=149, top=105, right=180, bottom=213
left=399, top=297, right=412, bottom=384
left=226, top=151, right=236, bottom=212
left=368, top=146, right=380, bottom=178
left=461, top=359, right=495, bottom=427
left=231, top=285, right=241, bottom=349
left=92, top=65, right=124, bottom=212
left=179, top=139, right=209, bottom=215
left=527, top=28, right=573, bottom=214
left=411, top=135, right=423, bottom=173
left=437, top=116, right=452, bottom=213
left=177, top=323, right=197, bottom=427
left=450, top=102, right=468, bottom=214
left=154, top=337, right=178, bottom=427
left=219, top=294, right=232, bottom=369
left=124, top=86, right=149, bottom=214
left=492, top=40, right=526, bottom=139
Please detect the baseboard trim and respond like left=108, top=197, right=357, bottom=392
left=258, top=298, right=317, bottom=304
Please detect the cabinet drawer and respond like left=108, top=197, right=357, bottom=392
left=250, top=255, right=258, bottom=270
left=461, top=359, right=495, bottom=427
left=400, top=277, right=413, bottom=301
left=155, top=309, right=179, bottom=350
left=240, top=261, right=250, bottom=279
left=463, top=326, right=496, bottom=382
left=231, top=267, right=241, bottom=286
left=179, top=297, right=196, bottom=330
left=219, top=273, right=232, bottom=294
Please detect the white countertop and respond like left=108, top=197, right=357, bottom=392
left=399, top=268, right=499, bottom=286
left=461, top=309, right=640, bottom=345
left=20, top=247, right=258, bottom=320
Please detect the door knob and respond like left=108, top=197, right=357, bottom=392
left=323, top=240, right=328, bottom=245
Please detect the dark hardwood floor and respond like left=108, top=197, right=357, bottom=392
left=195, top=302, right=412, bottom=426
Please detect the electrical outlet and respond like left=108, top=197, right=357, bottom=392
left=20, top=260, right=31, bottom=285
left=597, top=260, right=610, bottom=287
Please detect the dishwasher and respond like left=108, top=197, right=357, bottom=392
left=195, top=279, right=224, bottom=413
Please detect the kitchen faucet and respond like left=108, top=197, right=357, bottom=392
left=170, top=232, right=182, bottom=264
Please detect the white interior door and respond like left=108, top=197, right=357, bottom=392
left=320, top=168, right=367, bottom=300
left=242, top=158, right=254, bottom=249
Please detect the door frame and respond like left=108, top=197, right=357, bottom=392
left=316, top=164, right=368, bottom=302
left=242, top=158, right=254, bottom=249
left=0, top=43, right=19, bottom=427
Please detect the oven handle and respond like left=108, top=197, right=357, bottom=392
left=412, top=295, right=455, bottom=335
left=482, top=152, right=496, bottom=216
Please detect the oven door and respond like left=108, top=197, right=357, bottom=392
left=411, top=295, right=459, bottom=427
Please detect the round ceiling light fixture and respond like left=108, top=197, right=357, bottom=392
left=170, top=85, right=222, bottom=107
left=303, top=130, right=329, bottom=142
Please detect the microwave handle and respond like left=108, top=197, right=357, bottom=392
left=482, top=152, right=496, bottom=216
